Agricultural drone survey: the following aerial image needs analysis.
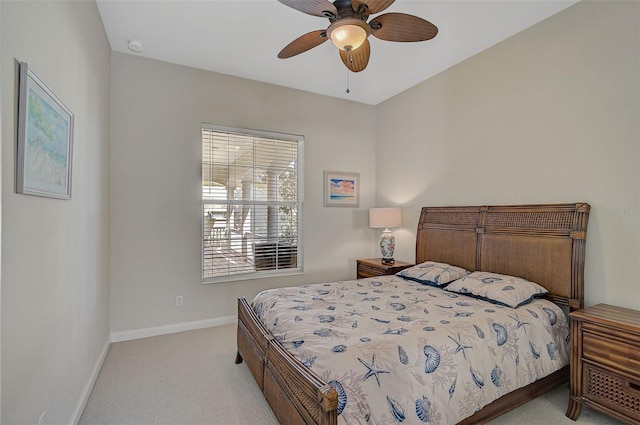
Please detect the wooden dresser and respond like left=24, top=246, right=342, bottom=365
left=566, top=303, right=640, bottom=424
left=356, top=258, right=413, bottom=279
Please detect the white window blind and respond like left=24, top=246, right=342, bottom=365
left=202, top=124, right=303, bottom=280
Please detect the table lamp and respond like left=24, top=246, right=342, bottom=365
left=369, top=207, right=402, bottom=264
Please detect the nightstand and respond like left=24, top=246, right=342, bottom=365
left=356, top=258, right=413, bottom=279
left=566, top=303, right=640, bottom=424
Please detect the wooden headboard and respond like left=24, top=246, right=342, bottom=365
left=415, top=203, right=590, bottom=311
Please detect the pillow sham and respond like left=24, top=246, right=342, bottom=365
left=444, top=271, right=548, bottom=308
left=396, top=261, right=469, bottom=287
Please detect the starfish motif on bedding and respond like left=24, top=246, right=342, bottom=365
left=448, top=333, right=473, bottom=360
left=410, top=297, right=428, bottom=304
left=358, top=354, right=390, bottom=387
left=508, top=313, right=530, bottom=334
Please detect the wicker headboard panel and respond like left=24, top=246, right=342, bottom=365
left=415, top=203, right=590, bottom=311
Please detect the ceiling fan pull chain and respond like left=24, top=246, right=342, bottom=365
left=346, top=69, right=350, bottom=94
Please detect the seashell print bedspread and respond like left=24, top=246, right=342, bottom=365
left=252, top=275, right=570, bottom=425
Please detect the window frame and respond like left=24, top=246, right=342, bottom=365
left=201, top=123, right=304, bottom=283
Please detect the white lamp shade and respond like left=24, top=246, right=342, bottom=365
left=327, top=19, right=370, bottom=51
left=369, top=207, right=402, bottom=229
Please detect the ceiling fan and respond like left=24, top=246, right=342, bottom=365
left=277, top=0, right=438, bottom=72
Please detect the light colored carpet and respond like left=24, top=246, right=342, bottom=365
left=80, top=324, right=623, bottom=425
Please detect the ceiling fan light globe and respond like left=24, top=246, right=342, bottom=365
left=327, top=19, right=370, bottom=51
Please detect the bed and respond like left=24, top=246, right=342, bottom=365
left=236, top=203, right=590, bottom=424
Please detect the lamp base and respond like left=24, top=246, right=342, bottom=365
left=379, top=228, right=396, bottom=266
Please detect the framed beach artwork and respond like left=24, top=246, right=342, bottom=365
left=323, top=171, right=359, bottom=207
left=16, top=62, right=74, bottom=199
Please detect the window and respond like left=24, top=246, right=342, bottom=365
left=202, top=124, right=303, bottom=281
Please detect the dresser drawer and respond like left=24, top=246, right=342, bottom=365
left=583, top=362, right=640, bottom=422
left=582, top=330, right=640, bottom=379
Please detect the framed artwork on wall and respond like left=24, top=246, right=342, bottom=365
left=323, top=171, right=359, bottom=207
left=16, top=61, right=74, bottom=199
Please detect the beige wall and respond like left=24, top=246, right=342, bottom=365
left=376, top=1, right=640, bottom=310
left=1, top=1, right=111, bottom=424
left=109, top=53, right=377, bottom=334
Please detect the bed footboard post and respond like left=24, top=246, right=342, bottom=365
left=317, top=384, right=338, bottom=425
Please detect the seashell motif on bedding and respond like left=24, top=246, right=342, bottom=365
left=527, top=309, right=539, bottom=318
left=470, top=366, right=485, bottom=388
left=318, top=315, right=335, bottom=323
left=331, top=345, right=347, bottom=353
left=387, top=396, right=405, bottom=422
left=302, top=356, right=316, bottom=368
left=329, top=380, right=347, bottom=415
left=491, top=365, right=504, bottom=387
left=529, top=341, right=541, bottom=359
left=292, top=305, right=310, bottom=311
left=547, top=342, right=559, bottom=360
left=482, top=277, right=502, bottom=283
left=385, top=327, right=408, bottom=335
left=474, top=324, right=485, bottom=339
left=423, top=345, right=441, bottom=373
left=390, top=302, right=406, bottom=311
left=313, top=328, right=332, bottom=337
left=415, top=395, right=433, bottom=422
left=449, top=376, right=457, bottom=401
left=543, top=307, right=558, bottom=326
left=398, top=345, right=409, bottom=365
left=493, top=323, right=508, bottom=346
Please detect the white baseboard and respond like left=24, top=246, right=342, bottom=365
left=110, top=315, right=237, bottom=343
left=70, top=336, right=110, bottom=425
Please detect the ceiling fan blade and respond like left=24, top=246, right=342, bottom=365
left=278, top=30, right=329, bottom=59
left=278, top=0, right=337, bottom=18
left=370, top=13, right=438, bottom=42
left=339, top=39, right=370, bottom=72
left=351, top=0, right=395, bottom=15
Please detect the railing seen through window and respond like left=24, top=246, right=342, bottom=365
left=202, top=125, right=303, bottom=280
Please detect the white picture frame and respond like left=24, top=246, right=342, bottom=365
left=17, top=62, right=74, bottom=199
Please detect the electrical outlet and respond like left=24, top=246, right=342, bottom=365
left=176, top=296, right=183, bottom=307
left=39, top=411, right=46, bottom=425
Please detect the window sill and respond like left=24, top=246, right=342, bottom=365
left=202, top=268, right=303, bottom=285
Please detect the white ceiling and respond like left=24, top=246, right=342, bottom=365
left=96, top=0, right=578, bottom=105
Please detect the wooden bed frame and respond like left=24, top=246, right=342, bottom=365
left=236, top=203, right=591, bottom=425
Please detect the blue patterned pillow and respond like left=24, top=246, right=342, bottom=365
left=396, top=261, right=469, bottom=287
left=444, top=271, right=548, bottom=308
